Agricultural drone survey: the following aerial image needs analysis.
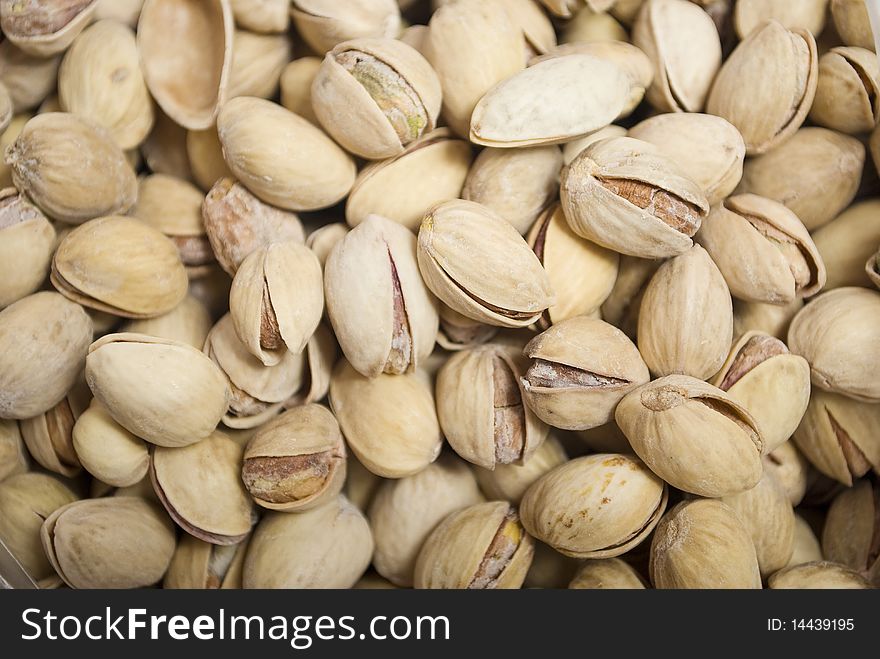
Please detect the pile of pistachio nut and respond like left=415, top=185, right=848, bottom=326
left=0, top=0, right=879, bottom=591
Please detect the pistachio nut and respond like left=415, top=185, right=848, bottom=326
left=733, top=297, right=803, bottom=342
left=329, top=360, right=442, bottom=478
left=94, top=0, right=143, bottom=26
left=788, top=287, right=880, bottom=402
left=523, top=540, right=581, bottom=589
left=243, top=495, right=374, bottom=588
left=369, top=453, right=484, bottom=587
left=521, top=316, right=650, bottom=431
left=312, top=38, right=441, bottom=160
left=637, top=244, right=733, bottom=379
left=20, top=377, right=90, bottom=477
left=85, top=333, right=230, bottom=447
left=227, top=29, right=291, bottom=100
left=229, top=0, right=286, bottom=33
left=41, top=496, right=176, bottom=588
left=812, top=200, right=880, bottom=291
left=868, top=248, right=880, bottom=289
left=697, top=194, right=825, bottom=305
left=600, top=255, right=662, bottom=341
left=217, top=97, right=356, bottom=211
left=707, top=21, right=817, bottom=155
left=417, top=199, right=554, bottom=328
left=279, top=56, right=321, bottom=125
left=463, top=145, right=562, bottom=235
left=325, top=214, right=439, bottom=378
left=436, top=302, right=498, bottom=352
left=562, top=124, right=627, bottom=166
left=768, top=561, right=872, bottom=589
left=736, top=127, right=864, bottom=232
left=414, top=501, right=534, bottom=589
left=282, top=322, right=338, bottom=410
left=0, top=472, right=77, bottom=582
left=0, top=0, right=97, bottom=57
left=137, top=0, right=233, bottom=130
left=504, top=0, right=556, bottom=57
left=72, top=401, right=149, bottom=487
left=734, top=0, right=828, bottom=39
left=187, top=264, right=232, bottom=320
left=186, top=125, right=231, bottom=192
left=290, top=0, right=400, bottom=55
left=307, top=222, right=348, bottom=268
left=346, top=128, right=473, bottom=231
left=763, top=441, right=809, bottom=506
left=562, top=5, right=628, bottom=42
left=5, top=112, right=137, bottom=224
left=51, top=216, right=188, bottom=318
left=122, top=294, right=212, bottom=350
left=0, top=419, right=29, bottom=481
left=0, top=81, right=11, bottom=133
left=810, top=47, right=880, bottom=135
left=474, top=434, right=567, bottom=505
left=344, top=453, right=381, bottom=512
left=561, top=136, right=709, bottom=259
left=577, top=422, right=633, bottom=454
left=569, top=558, right=647, bottom=589
left=633, top=0, right=722, bottom=112
left=871, top=123, right=880, bottom=177
left=650, top=499, right=762, bottom=589
left=242, top=404, right=346, bottom=512
left=787, top=514, right=824, bottom=568
left=164, top=535, right=248, bottom=589
left=0, top=41, right=60, bottom=112
left=831, top=0, right=874, bottom=50
left=140, top=108, right=193, bottom=182
left=0, top=113, right=31, bottom=188
left=0, top=291, right=92, bottom=420
left=0, top=188, right=55, bottom=309
left=616, top=375, right=765, bottom=497
left=822, top=480, right=879, bottom=585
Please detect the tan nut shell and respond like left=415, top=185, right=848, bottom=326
left=831, top=0, right=875, bottom=50
left=164, top=535, right=248, bottom=589
left=19, top=380, right=90, bottom=478
left=0, top=419, right=29, bottom=481
left=123, top=294, right=212, bottom=349
left=282, top=322, right=337, bottom=409
left=85, top=333, right=230, bottom=447
left=227, top=29, right=291, bottom=100
left=279, top=56, right=321, bottom=124
left=72, top=401, right=149, bottom=487
left=869, top=249, right=880, bottom=290
left=810, top=47, right=880, bottom=135
left=186, top=125, right=231, bottom=192
left=140, top=109, right=192, bottom=182
left=788, top=514, right=823, bottom=567
left=0, top=188, right=55, bottom=308
left=734, top=0, right=828, bottom=39
left=230, top=0, right=286, bottom=33
left=764, top=441, right=810, bottom=507
left=822, top=480, right=879, bottom=584
left=474, top=435, right=568, bottom=504
left=132, top=174, right=204, bottom=238
left=813, top=200, right=880, bottom=291
left=569, top=558, right=646, bottom=589
left=0, top=0, right=97, bottom=57
left=290, top=0, right=400, bottom=55
left=307, top=222, right=347, bottom=268
left=0, top=42, right=60, bottom=113
left=769, top=561, right=872, bottom=589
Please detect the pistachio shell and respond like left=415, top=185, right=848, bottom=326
left=132, top=174, right=204, bottom=237
left=563, top=4, right=628, bottom=41
left=569, top=558, right=647, bottom=589
left=19, top=380, right=89, bottom=477
left=230, top=0, right=287, bottom=33
left=734, top=297, right=803, bottom=342
left=279, top=56, right=322, bottom=125
left=474, top=434, right=567, bottom=504
left=0, top=419, right=29, bottom=481
left=140, top=108, right=193, bottom=182
left=0, top=188, right=56, bottom=308
left=505, top=0, right=556, bottom=56
left=290, top=0, right=400, bottom=54
left=787, top=514, right=823, bottom=567
left=227, top=29, right=291, bottom=100
left=122, top=294, right=212, bottom=349
left=734, top=0, right=828, bottom=39
left=94, top=0, right=143, bottom=26
left=282, top=321, right=337, bottom=409
left=436, top=302, right=498, bottom=352
left=868, top=249, right=880, bottom=290
left=810, top=47, right=880, bottom=135
left=822, top=480, right=879, bottom=584
left=768, top=561, right=872, bottom=589
left=186, top=125, right=231, bottom=192
left=306, top=222, right=347, bottom=268
left=164, top=535, right=248, bottom=589
left=831, top=0, right=875, bottom=50
left=813, top=200, right=880, bottom=291
left=0, top=0, right=97, bottom=57
left=0, top=42, right=60, bottom=113
left=764, top=441, right=809, bottom=506
left=72, top=401, right=149, bottom=487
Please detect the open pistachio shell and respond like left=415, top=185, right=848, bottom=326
left=72, top=401, right=149, bottom=487
left=282, top=322, right=337, bottom=409
left=164, top=534, right=249, bottom=589
left=0, top=188, right=56, bottom=309
left=831, top=0, right=875, bottom=50
left=20, top=377, right=90, bottom=477
left=810, top=46, right=880, bottom=135
left=0, top=0, right=97, bottom=57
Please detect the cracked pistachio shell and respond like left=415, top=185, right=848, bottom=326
left=0, top=473, right=77, bottom=581
left=698, top=194, right=825, bottom=305
left=569, top=558, right=647, bottom=589
left=437, top=344, right=548, bottom=470
left=312, top=38, right=441, bottom=160
left=164, top=534, right=248, bottom=589
left=822, top=480, right=879, bottom=585
left=290, top=0, right=400, bottom=54
left=561, top=136, right=709, bottom=259
left=0, top=291, right=92, bottom=420
left=218, top=97, right=356, bottom=211
left=5, top=112, right=137, bottom=224
left=764, top=441, right=809, bottom=506
left=436, top=301, right=498, bottom=352
left=713, top=332, right=811, bottom=452
left=370, top=453, right=484, bottom=587
left=0, top=419, right=29, bottom=481
left=637, top=244, right=733, bottom=379
left=463, top=146, right=562, bottom=235
left=242, top=404, right=346, bottom=512
left=244, top=495, right=373, bottom=588
left=736, top=128, right=864, bottom=232
left=813, top=200, right=880, bottom=291
left=346, top=128, right=473, bottom=231
left=521, top=316, right=650, bottom=431
left=792, top=388, right=880, bottom=486
left=227, top=29, right=291, bottom=100
left=474, top=434, right=567, bottom=505
left=279, top=56, right=321, bottom=125
left=138, top=0, right=233, bottom=130
left=0, top=0, right=97, bottom=57
left=0, top=42, right=60, bottom=113
left=202, top=178, right=304, bottom=277
left=230, top=0, right=286, bottom=33
left=72, top=401, right=149, bottom=487
left=628, top=113, right=745, bottom=206
left=122, top=294, right=212, bottom=349
left=85, top=333, right=230, bottom=447
left=787, top=514, right=823, bottom=568
left=205, top=314, right=305, bottom=429
left=504, top=0, right=556, bottom=56
left=41, top=496, right=175, bottom=588
left=769, top=561, right=872, bottom=589
left=20, top=378, right=90, bottom=477
left=470, top=55, right=630, bottom=148
left=788, top=287, right=880, bottom=402
left=734, top=0, right=827, bottom=39
left=528, top=205, right=618, bottom=328
left=152, top=430, right=255, bottom=545
left=186, top=125, right=231, bottom=192
left=522, top=454, right=667, bottom=559
left=325, top=214, right=438, bottom=378
left=59, top=19, right=154, bottom=150
left=282, top=321, right=337, bottom=410
left=417, top=199, right=554, bottom=328
left=832, top=0, right=874, bottom=50
left=0, top=188, right=55, bottom=309
left=650, top=499, right=762, bottom=589
left=414, top=501, right=534, bottom=589
left=810, top=47, right=880, bottom=135
left=706, top=21, right=817, bottom=155
left=51, top=216, right=188, bottom=318
left=633, top=0, right=721, bottom=113
left=229, top=241, right=323, bottom=365
left=617, top=375, right=765, bottom=497
left=425, top=0, right=524, bottom=138
left=329, top=360, right=441, bottom=478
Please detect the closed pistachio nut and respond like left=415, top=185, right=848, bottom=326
left=312, top=38, right=441, bottom=160
left=242, top=404, right=346, bottom=512
left=414, top=501, right=534, bottom=589
left=217, top=97, right=356, bottom=211
left=227, top=29, right=291, bottom=100
left=290, top=0, right=400, bottom=55
left=230, top=0, right=287, bottom=33
left=51, top=216, right=188, bottom=318
left=650, top=499, right=762, bottom=589
left=325, top=214, right=438, bottom=378
left=787, top=514, right=823, bottom=568
left=812, top=200, right=880, bottom=291
left=521, top=316, right=650, bottom=431
left=788, top=287, right=880, bottom=402
left=122, top=294, right=212, bottom=350
left=417, top=199, right=554, bottom=328
left=810, top=47, right=880, bottom=135
left=5, top=112, right=137, bottom=224
left=637, top=244, right=733, bottom=379
left=72, top=401, right=149, bottom=487
left=561, top=136, right=709, bottom=259
left=831, top=0, right=874, bottom=50
left=20, top=378, right=90, bottom=477
left=768, top=561, right=872, bottom=589
left=734, top=0, right=828, bottom=39
left=244, top=495, right=374, bottom=588
left=474, top=434, right=567, bottom=505
left=764, top=441, right=809, bottom=506
left=85, top=333, right=230, bottom=447
left=370, top=453, right=484, bottom=587
left=0, top=188, right=55, bottom=309
left=822, top=480, right=879, bottom=585
left=569, top=558, right=647, bottom=589
left=698, top=194, right=825, bottom=305
left=279, top=56, right=321, bottom=124
left=0, top=419, right=29, bottom=481
left=41, top=496, right=176, bottom=589
left=164, top=535, right=249, bottom=589
left=616, top=375, right=765, bottom=497
left=0, top=291, right=92, bottom=420
left=0, top=0, right=97, bottom=57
